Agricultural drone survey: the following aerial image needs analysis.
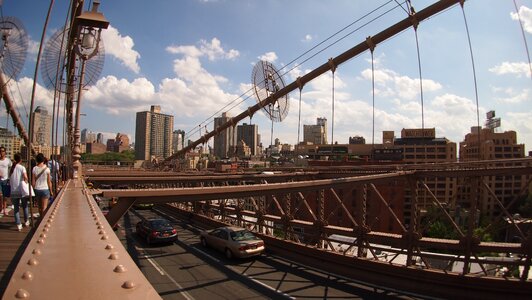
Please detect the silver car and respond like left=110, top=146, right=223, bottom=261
left=200, top=226, right=265, bottom=259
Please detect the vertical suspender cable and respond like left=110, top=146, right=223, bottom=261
left=459, top=1, right=481, bottom=160
left=513, top=0, right=532, bottom=81
left=28, top=0, right=55, bottom=226
left=297, top=85, right=302, bottom=147
left=371, top=48, right=376, bottom=147
left=331, top=72, right=335, bottom=145
left=51, top=0, right=74, bottom=193
left=328, top=58, right=337, bottom=146
left=410, top=10, right=425, bottom=131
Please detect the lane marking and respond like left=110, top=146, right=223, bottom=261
left=192, top=246, right=294, bottom=299
left=136, top=245, right=195, bottom=300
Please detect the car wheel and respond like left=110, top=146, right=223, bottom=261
left=201, top=237, right=207, bottom=247
left=225, top=248, right=233, bottom=259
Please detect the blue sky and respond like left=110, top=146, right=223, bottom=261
left=1, top=0, right=531, bottom=153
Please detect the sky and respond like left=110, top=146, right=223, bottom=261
left=1, top=0, right=531, bottom=154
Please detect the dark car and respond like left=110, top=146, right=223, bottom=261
left=133, top=202, right=154, bottom=210
left=136, top=218, right=177, bottom=245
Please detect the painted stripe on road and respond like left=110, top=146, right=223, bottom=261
left=136, top=245, right=195, bottom=300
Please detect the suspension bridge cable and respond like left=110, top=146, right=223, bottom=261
left=513, top=0, right=532, bottom=81
left=406, top=1, right=426, bottom=131
left=183, top=1, right=403, bottom=145
left=459, top=2, right=481, bottom=160
left=330, top=61, right=336, bottom=146
left=28, top=0, right=54, bottom=164
left=371, top=47, right=376, bottom=146
left=296, top=79, right=303, bottom=147
left=51, top=0, right=76, bottom=162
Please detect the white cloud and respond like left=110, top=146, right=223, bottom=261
left=511, top=5, right=532, bottom=34
left=302, top=34, right=313, bottom=42
left=258, top=52, right=278, bottom=63
left=84, top=38, right=242, bottom=121
left=102, top=26, right=141, bottom=74
left=200, top=38, right=239, bottom=61
left=6, top=77, right=54, bottom=115
left=493, top=87, right=530, bottom=104
left=360, top=67, right=442, bottom=100
left=84, top=76, right=156, bottom=115
left=489, top=61, right=532, bottom=78
left=166, top=38, right=239, bottom=61
left=504, top=111, right=532, bottom=149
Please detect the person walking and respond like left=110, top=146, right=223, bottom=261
left=0, top=146, right=12, bottom=216
left=47, top=154, right=60, bottom=194
left=32, top=153, right=52, bottom=220
left=9, top=153, right=29, bottom=231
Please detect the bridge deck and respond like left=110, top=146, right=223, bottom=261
left=1, top=179, right=161, bottom=299
left=0, top=206, right=33, bottom=295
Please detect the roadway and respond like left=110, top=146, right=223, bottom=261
left=114, top=205, right=423, bottom=299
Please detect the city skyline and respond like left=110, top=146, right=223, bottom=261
left=1, top=1, right=531, bottom=153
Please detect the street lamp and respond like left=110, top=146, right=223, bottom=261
left=71, top=0, right=109, bottom=178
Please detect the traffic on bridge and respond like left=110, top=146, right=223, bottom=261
left=1, top=0, right=532, bottom=299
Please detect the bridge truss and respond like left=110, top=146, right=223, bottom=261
left=93, top=158, right=532, bottom=299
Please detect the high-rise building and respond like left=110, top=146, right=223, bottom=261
left=81, top=129, right=97, bottom=144
left=393, top=128, right=457, bottom=224
left=0, top=127, right=22, bottom=157
left=32, top=106, right=52, bottom=146
left=107, top=133, right=130, bottom=153
left=213, top=112, right=234, bottom=159
left=172, top=129, right=185, bottom=153
left=236, top=123, right=258, bottom=156
left=303, top=118, right=327, bottom=145
left=135, top=105, right=174, bottom=161
left=317, top=117, right=328, bottom=144
left=459, top=126, right=526, bottom=218
left=97, top=133, right=104, bottom=144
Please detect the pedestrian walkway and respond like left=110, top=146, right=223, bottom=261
left=0, top=206, right=35, bottom=293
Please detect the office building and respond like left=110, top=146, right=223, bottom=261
left=236, top=123, right=258, bottom=156
left=173, top=129, right=185, bottom=153
left=213, top=112, right=234, bottom=159
left=394, top=128, right=457, bottom=224
left=0, top=127, right=22, bottom=157
left=135, top=105, right=174, bottom=161
left=97, top=133, right=104, bottom=144
left=459, top=126, right=526, bottom=218
left=81, top=129, right=97, bottom=144
left=303, top=118, right=327, bottom=145
left=32, top=106, right=52, bottom=146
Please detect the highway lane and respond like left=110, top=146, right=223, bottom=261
left=115, top=206, right=422, bottom=299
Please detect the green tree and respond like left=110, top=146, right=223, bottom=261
left=81, top=150, right=135, bottom=163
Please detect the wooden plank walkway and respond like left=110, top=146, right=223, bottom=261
left=0, top=207, right=35, bottom=295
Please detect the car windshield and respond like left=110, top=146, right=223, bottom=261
left=149, top=219, right=171, bottom=229
left=230, top=230, right=257, bottom=241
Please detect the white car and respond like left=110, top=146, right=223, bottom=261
left=200, top=226, right=265, bottom=259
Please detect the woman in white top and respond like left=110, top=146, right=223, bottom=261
left=32, top=153, right=52, bottom=220
left=9, top=153, right=29, bottom=231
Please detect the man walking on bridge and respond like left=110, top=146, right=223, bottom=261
left=0, top=147, right=12, bottom=217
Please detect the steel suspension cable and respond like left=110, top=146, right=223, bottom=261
left=513, top=0, right=532, bottom=81
left=297, top=82, right=303, bottom=147
left=371, top=48, right=376, bottom=146
left=184, top=1, right=402, bottom=145
left=407, top=2, right=426, bottom=131
left=459, top=1, right=481, bottom=160
left=330, top=66, right=335, bottom=145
